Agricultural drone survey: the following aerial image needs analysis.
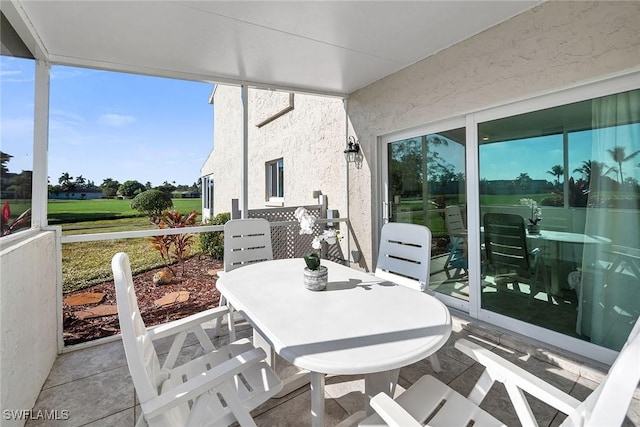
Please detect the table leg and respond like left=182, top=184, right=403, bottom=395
left=253, top=330, right=311, bottom=397
left=364, top=369, right=400, bottom=415
left=311, top=372, right=325, bottom=427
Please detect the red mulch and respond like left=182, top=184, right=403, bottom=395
left=63, top=256, right=223, bottom=346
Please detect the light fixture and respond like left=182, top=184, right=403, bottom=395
left=344, top=136, right=360, bottom=163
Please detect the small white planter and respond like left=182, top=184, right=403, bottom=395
left=303, top=266, right=328, bottom=291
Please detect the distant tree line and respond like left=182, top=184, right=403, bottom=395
left=48, top=172, right=201, bottom=199
left=1, top=151, right=32, bottom=200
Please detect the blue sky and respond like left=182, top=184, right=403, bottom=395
left=1, top=57, right=214, bottom=187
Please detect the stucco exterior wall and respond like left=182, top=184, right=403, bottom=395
left=0, top=231, right=58, bottom=426
left=201, top=85, right=348, bottom=229
left=347, top=1, right=640, bottom=268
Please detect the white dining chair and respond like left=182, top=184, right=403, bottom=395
left=362, top=317, right=640, bottom=427
left=375, top=222, right=442, bottom=373
left=112, top=252, right=283, bottom=427
left=214, top=218, right=274, bottom=340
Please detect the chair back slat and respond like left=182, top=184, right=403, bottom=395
left=483, top=213, right=531, bottom=273
left=445, top=205, right=466, bottom=236
left=224, top=219, right=274, bottom=272
left=376, top=222, right=431, bottom=291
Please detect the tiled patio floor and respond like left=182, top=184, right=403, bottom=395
left=28, top=312, right=639, bottom=427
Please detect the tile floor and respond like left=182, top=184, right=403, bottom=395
left=27, top=312, right=640, bottom=427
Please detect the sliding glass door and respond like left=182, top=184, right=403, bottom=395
left=383, top=123, right=468, bottom=304
left=478, top=89, right=639, bottom=351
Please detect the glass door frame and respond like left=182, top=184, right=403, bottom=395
left=378, top=69, right=639, bottom=364
left=379, top=116, right=469, bottom=313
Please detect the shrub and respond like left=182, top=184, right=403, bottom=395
left=131, top=189, right=173, bottom=219
left=199, top=212, right=230, bottom=260
left=149, top=210, right=197, bottom=276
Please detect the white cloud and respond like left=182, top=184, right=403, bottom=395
left=50, top=68, right=85, bottom=80
left=0, top=69, right=32, bottom=83
left=99, top=113, right=136, bottom=127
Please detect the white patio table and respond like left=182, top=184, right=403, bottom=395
left=526, top=230, right=611, bottom=295
left=216, top=258, right=452, bottom=427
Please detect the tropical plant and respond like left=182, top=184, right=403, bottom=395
left=1, top=201, right=31, bottom=236
left=573, top=160, right=616, bottom=184
left=567, top=177, right=589, bottom=207
left=149, top=210, right=198, bottom=276
left=130, top=189, right=173, bottom=219
left=546, top=165, right=564, bottom=187
left=514, top=173, right=532, bottom=192
left=607, top=146, right=640, bottom=183
left=58, top=172, right=75, bottom=197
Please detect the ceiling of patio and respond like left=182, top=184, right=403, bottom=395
left=6, top=1, right=540, bottom=96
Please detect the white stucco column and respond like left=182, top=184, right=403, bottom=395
left=241, top=84, right=249, bottom=218
left=32, top=59, right=50, bottom=228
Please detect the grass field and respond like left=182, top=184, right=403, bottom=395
left=48, top=198, right=201, bottom=226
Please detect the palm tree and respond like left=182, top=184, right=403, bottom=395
left=58, top=172, right=74, bottom=198
left=573, top=160, right=616, bottom=184
left=606, top=146, right=640, bottom=183
left=546, top=165, right=564, bottom=187
left=514, top=172, right=532, bottom=192
left=74, top=174, right=86, bottom=189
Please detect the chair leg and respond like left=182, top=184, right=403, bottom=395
left=429, top=354, right=442, bottom=373
left=227, top=303, right=236, bottom=342
left=213, top=295, right=226, bottom=337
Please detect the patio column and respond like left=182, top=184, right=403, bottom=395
left=32, top=59, right=51, bottom=228
left=241, top=84, right=249, bottom=218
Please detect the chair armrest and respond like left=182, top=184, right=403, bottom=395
left=455, top=339, right=581, bottom=414
left=143, top=347, right=268, bottom=419
left=369, top=392, right=422, bottom=427
left=147, top=305, right=230, bottom=341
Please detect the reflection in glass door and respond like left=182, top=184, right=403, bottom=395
left=385, top=126, right=467, bottom=301
left=478, top=89, right=640, bottom=352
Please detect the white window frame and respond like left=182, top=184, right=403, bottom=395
left=266, top=158, right=284, bottom=206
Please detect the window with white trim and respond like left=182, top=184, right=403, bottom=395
left=266, top=158, right=284, bottom=203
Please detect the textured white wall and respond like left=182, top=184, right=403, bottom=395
left=0, top=231, right=58, bottom=426
left=347, top=1, right=640, bottom=269
left=201, top=86, right=347, bottom=220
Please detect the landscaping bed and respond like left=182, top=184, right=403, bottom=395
left=63, top=255, right=223, bottom=346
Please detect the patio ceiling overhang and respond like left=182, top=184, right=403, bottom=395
left=2, top=0, right=540, bottom=97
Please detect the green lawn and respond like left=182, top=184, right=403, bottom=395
left=49, top=198, right=206, bottom=292
left=48, top=198, right=201, bottom=225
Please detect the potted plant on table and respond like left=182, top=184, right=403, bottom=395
left=520, top=198, right=542, bottom=234
left=294, top=207, right=338, bottom=291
